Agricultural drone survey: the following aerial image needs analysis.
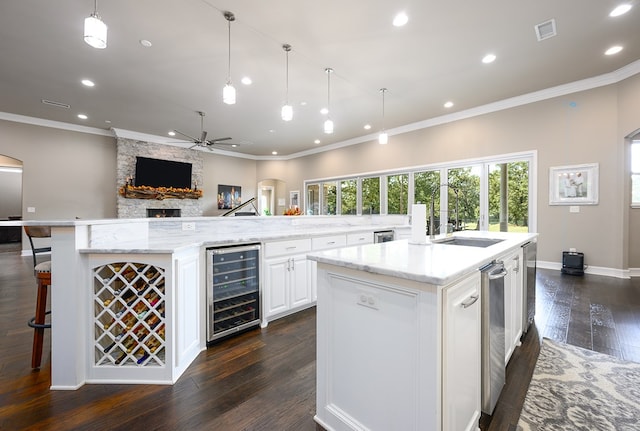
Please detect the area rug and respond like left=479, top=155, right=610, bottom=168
left=517, top=338, right=640, bottom=431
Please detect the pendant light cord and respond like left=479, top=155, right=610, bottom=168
left=227, top=18, right=231, bottom=82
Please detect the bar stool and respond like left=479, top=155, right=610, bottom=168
left=28, top=260, right=51, bottom=369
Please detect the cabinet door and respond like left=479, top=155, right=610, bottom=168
left=503, top=250, right=523, bottom=365
left=264, top=258, right=289, bottom=318
left=442, top=273, right=481, bottom=431
left=290, top=255, right=311, bottom=308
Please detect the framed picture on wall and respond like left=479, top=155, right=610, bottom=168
left=217, top=184, right=242, bottom=209
left=549, top=163, right=599, bottom=205
left=290, top=190, right=300, bottom=208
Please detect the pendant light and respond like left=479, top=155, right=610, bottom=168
left=84, top=0, right=107, bottom=49
left=323, top=68, right=334, bottom=134
left=281, top=44, right=293, bottom=121
left=378, top=88, right=388, bottom=145
left=223, top=11, right=236, bottom=105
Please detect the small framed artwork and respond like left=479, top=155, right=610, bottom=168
left=290, top=190, right=300, bottom=207
left=217, top=184, right=242, bottom=209
left=549, top=163, right=599, bottom=205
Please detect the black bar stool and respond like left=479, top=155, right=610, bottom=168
left=28, top=260, right=51, bottom=369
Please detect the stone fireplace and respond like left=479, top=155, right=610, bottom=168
left=116, top=138, right=204, bottom=218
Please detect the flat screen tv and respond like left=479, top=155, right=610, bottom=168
left=135, top=157, right=192, bottom=189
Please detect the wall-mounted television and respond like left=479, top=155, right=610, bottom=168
left=135, top=157, right=192, bottom=189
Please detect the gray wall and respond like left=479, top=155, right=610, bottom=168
left=257, top=73, right=640, bottom=271
left=1, top=72, right=639, bottom=271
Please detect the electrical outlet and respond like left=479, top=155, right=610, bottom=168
left=569, top=247, right=577, bottom=253
left=182, top=222, right=195, bottom=231
left=27, top=207, right=35, bottom=213
left=357, top=290, right=379, bottom=310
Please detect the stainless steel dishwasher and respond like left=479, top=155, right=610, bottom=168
left=480, top=261, right=507, bottom=415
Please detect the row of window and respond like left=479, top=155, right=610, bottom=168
left=303, top=153, right=535, bottom=233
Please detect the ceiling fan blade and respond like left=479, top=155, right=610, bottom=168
left=211, top=137, right=232, bottom=142
left=173, top=129, right=200, bottom=142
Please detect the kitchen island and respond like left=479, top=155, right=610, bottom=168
left=308, top=231, right=537, bottom=431
left=1, top=215, right=407, bottom=390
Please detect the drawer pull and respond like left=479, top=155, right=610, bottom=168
left=460, top=295, right=479, bottom=308
left=286, top=246, right=297, bottom=250
left=327, top=241, right=336, bottom=245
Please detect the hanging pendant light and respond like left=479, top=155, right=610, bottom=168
left=281, top=44, right=293, bottom=121
left=223, top=11, right=236, bottom=105
left=324, top=68, right=334, bottom=134
left=84, top=0, right=107, bottom=49
left=378, top=88, right=388, bottom=145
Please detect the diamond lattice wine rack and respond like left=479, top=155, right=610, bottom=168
left=93, top=262, right=166, bottom=367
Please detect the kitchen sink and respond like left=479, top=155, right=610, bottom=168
left=435, top=237, right=505, bottom=248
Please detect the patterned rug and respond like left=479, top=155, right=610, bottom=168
left=517, top=338, right=640, bottom=431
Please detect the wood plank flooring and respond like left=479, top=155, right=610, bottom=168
left=1, top=250, right=639, bottom=430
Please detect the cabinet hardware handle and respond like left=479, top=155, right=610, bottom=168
left=461, top=295, right=479, bottom=308
left=327, top=241, right=336, bottom=245
left=286, top=246, right=297, bottom=250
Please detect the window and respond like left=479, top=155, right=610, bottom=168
left=387, top=174, right=408, bottom=214
left=632, top=140, right=640, bottom=207
left=341, top=179, right=357, bottom=215
left=362, top=177, right=380, bottom=214
left=302, top=151, right=536, bottom=233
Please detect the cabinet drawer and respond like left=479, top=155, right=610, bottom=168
left=312, top=234, right=347, bottom=251
left=347, top=231, right=374, bottom=245
left=264, top=238, right=311, bottom=258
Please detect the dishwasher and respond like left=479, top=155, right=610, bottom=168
left=480, top=261, right=507, bottom=415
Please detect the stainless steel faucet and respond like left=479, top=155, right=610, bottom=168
left=430, top=183, right=459, bottom=239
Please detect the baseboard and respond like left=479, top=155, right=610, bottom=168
left=537, top=260, right=631, bottom=279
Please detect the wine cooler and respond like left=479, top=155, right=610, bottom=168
left=207, top=244, right=261, bottom=343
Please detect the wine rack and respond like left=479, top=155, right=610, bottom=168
left=207, top=244, right=260, bottom=342
left=93, top=262, right=166, bottom=367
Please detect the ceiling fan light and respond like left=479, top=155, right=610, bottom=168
left=324, top=118, right=334, bottom=134
left=223, top=83, right=236, bottom=105
left=84, top=14, right=107, bottom=49
left=378, top=132, right=388, bottom=145
left=281, top=104, right=293, bottom=121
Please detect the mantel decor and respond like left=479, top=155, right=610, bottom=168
left=119, top=184, right=203, bottom=200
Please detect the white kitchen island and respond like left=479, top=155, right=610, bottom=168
left=308, top=231, right=537, bottom=431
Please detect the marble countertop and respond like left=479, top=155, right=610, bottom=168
left=307, top=231, right=538, bottom=286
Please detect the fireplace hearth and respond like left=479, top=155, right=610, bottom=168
left=147, top=208, right=181, bottom=218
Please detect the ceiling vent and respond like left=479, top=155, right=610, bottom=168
left=534, top=19, right=557, bottom=41
left=41, top=99, right=70, bottom=109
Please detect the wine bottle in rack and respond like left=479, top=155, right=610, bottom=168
left=122, top=336, right=137, bottom=353
left=136, top=351, right=150, bottom=365
left=145, top=290, right=160, bottom=306
left=115, top=351, right=127, bottom=365
left=146, top=336, right=162, bottom=353
left=103, top=332, right=125, bottom=352
left=122, top=312, right=137, bottom=330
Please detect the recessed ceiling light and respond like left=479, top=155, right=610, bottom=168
left=605, top=45, right=623, bottom=55
left=444, top=101, right=454, bottom=108
left=231, top=144, right=237, bottom=148
left=139, top=39, right=152, bottom=47
left=300, top=101, right=308, bottom=106
left=314, top=139, right=321, bottom=144
left=610, top=4, right=632, bottom=17
left=81, top=79, right=95, bottom=87
left=393, top=12, right=409, bottom=27
left=320, top=108, right=329, bottom=115
left=269, top=129, right=275, bottom=133
left=77, top=114, right=88, bottom=120
left=482, top=54, right=497, bottom=64
left=241, top=77, right=252, bottom=85
left=364, top=124, right=371, bottom=130
left=272, top=151, right=278, bottom=155
left=168, top=131, right=176, bottom=136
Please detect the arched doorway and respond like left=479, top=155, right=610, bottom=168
left=0, top=155, right=23, bottom=252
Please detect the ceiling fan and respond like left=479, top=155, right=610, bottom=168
left=172, top=111, right=235, bottom=150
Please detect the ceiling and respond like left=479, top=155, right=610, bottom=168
left=1, top=1, right=639, bottom=157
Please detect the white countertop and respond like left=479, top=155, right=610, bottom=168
left=307, top=231, right=538, bottom=286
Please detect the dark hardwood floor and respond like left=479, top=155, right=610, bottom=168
left=1, top=250, right=639, bottom=430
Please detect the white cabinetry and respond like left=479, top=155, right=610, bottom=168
left=502, top=248, right=523, bottom=365
left=315, top=263, right=481, bottom=431
left=263, top=238, right=312, bottom=325
left=442, top=273, right=482, bottom=431
left=346, top=231, right=374, bottom=245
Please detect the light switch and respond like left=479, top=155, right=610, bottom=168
left=27, top=207, right=35, bottom=213
left=569, top=206, right=580, bottom=213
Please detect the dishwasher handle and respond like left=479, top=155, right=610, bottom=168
left=488, top=264, right=507, bottom=280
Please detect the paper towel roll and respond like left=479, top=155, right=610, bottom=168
left=410, top=204, right=428, bottom=244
